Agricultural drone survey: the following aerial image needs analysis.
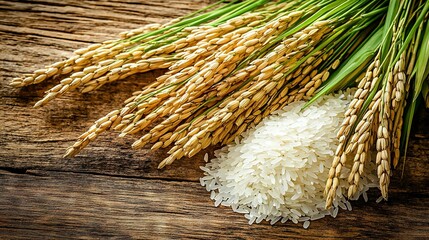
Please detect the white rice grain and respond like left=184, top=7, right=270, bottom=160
left=363, top=191, right=368, bottom=202
left=303, top=221, right=310, bottom=229
left=333, top=207, right=339, bottom=218
left=346, top=201, right=352, bottom=211
left=200, top=90, right=378, bottom=228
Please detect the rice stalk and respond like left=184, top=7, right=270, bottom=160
left=323, top=0, right=429, bottom=207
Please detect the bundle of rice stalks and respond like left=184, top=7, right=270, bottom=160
left=310, top=0, right=429, bottom=207
left=11, top=0, right=428, bottom=211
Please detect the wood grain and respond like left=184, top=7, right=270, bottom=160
left=0, top=170, right=428, bottom=240
left=0, top=0, right=428, bottom=239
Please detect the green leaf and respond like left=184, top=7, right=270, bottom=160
left=303, top=26, right=383, bottom=108
left=413, top=19, right=429, bottom=101
left=401, top=97, right=418, bottom=177
left=380, top=0, right=400, bottom=60
left=422, top=79, right=429, bottom=108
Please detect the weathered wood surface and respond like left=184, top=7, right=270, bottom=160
left=0, top=1, right=428, bottom=239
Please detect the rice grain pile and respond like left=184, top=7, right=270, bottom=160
left=200, top=90, right=378, bottom=227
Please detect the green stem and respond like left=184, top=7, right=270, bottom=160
left=210, top=0, right=269, bottom=26
left=129, top=0, right=245, bottom=43
left=393, top=0, right=429, bottom=68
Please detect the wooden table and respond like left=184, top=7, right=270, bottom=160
left=1, top=1, right=428, bottom=239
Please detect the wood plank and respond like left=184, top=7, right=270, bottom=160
left=0, top=170, right=427, bottom=239
left=0, top=0, right=428, bottom=238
